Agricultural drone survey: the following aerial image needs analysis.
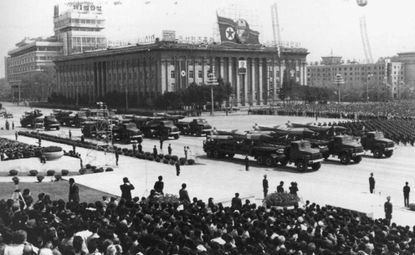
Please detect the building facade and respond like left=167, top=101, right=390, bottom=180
left=54, top=41, right=308, bottom=106
left=396, top=52, right=415, bottom=93
left=53, top=2, right=106, bottom=56
left=5, top=37, right=63, bottom=100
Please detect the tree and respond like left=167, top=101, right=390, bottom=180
left=20, top=68, right=56, bottom=101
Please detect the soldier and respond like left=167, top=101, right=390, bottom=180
left=384, top=196, right=393, bottom=225
left=369, top=173, right=375, bottom=194
left=184, top=146, right=188, bottom=160
left=138, top=142, right=143, bottom=153
left=153, top=145, right=158, bottom=158
left=175, top=161, right=181, bottom=176
left=403, top=182, right=410, bottom=207
left=132, top=143, right=137, bottom=154
left=115, top=149, right=119, bottom=166
left=262, top=175, right=269, bottom=198
left=69, top=129, right=72, bottom=139
left=159, top=136, right=164, bottom=150
left=168, top=144, right=172, bottom=155
left=245, top=156, right=249, bottom=171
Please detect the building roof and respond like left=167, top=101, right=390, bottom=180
left=54, top=41, right=308, bottom=62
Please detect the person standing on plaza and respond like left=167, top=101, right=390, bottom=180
left=403, top=182, right=410, bottom=207
left=384, top=196, right=393, bottom=225
left=231, top=193, right=242, bottom=211
left=179, top=183, right=190, bottom=204
left=15, top=131, right=18, bottom=141
left=277, top=181, right=284, bottom=193
left=159, top=136, right=164, bottom=150
left=262, top=175, right=269, bottom=198
left=132, top=143, right=137, bottom=154
left=69, top=129, right=72, bottom=139
left=245, top=156, right=249, bottom=171
left=138, top=142, right=143, bottom=153
left=68, top=178, right=80, bottom=203
left=369, top=173, right=375, bottom=194
left=115, top=149, right=119, bottom=166
left=168, top=144, right=172, bottom=155
left=154, top=176, right=164, bottom=195
left=184, top=146, right=188, bottom=160
left=120, top=177, right=135, bottom=201
left=153, top=145, right=158, bottom=158
left=175, top=161, right=181, bottom=176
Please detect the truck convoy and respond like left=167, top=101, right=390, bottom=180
left=44, top=115, right=60, bottom=130
left=176, top=118, right=212, bottom=136
left=203, top=132, right=323, bottom=172
left=112, top=122, right=143, bottom=144
left=360, top=131, right=395, bottom=158
left=134, top=117, right=181, bottom=139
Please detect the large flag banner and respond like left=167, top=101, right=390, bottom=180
left=217, top=15, right=260, bottom=45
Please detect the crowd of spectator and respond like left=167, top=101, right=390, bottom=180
left=271, top=101, right=415, bottom=120
left=0, top=138, right=42, bottom=161
left=1, top=188, right=415, bottom=255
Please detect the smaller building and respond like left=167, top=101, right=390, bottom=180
left=5, top=37, right=63, bottom=100
left=396, top=52, right=415, bottom=96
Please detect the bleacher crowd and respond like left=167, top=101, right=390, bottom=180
left=1, top=190, right=415, bottom=255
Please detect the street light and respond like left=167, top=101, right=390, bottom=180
left=334, top=74, right=344, bottom=104
left=207, top=70, right=218, bottom=116
left=366, top=74, right=373, bottom=103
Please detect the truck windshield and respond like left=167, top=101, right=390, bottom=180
left=196, top=119, right=207, bottom=124
left=299, top=142, right=311, bottom=149
left=374, top=132, right=384, bottom=139
left=341, top=136, right=354, bottom=143
left=162, top=120, right=174, bottom=126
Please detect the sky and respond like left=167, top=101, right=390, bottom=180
left=1, top=0, right=415, bottom=78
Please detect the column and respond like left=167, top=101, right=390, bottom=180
left=220, top=57, right=225, bottom=80
left=250, top=58, right=256, bottom=105
left=258, top=59, right=263, bottom=105
left=266, top=59, right=272, bottom=105
left=236, top=68, right=241, bottom=106
left=201, top=57, right=205, bottom=85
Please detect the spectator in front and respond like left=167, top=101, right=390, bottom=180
left=179, top=183, right=190, bottom=204
left=68, top=178, right=80, bottom=203
left=120, top=177, right=135, bottom=201
left=154, top=176, right=164, bottom=195
left=262, top=175, right=268, bottom=198
left=289, top=182, right=299, bottom=196
left=403, top=182, right=410, bottom=207
left=168, top=144, right=172, bottom=155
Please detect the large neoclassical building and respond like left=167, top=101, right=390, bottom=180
left=54, top=40, right=308, bottom=107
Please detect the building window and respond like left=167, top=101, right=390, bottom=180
left=189, top=70, right=194, bottom=78
left=171, top=71, right=175, bottom=78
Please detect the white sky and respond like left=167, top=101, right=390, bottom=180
left=1, top=0, right=415, bottom=78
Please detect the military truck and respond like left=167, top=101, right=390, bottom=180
left=203, top=135, right=323, bottom=171
left=360, top=131, right=395, bottom=158
left=54, top=110, right=81, bottom=127
left=20, top=110, right=44, bottom=129
left=138, top=119, right=180, bottom=139
left=81, top=120, right=111, bottom=139
left=326, top=135, right=364, bottom=164
left=112, top=122, right=143, bottom=144
left=44, top=115, right=60, bottom=130
left=176, top=118, right=212, bottom=136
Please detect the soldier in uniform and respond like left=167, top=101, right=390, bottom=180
left=369, top=173, right=375, bottom=194
left=384, top=196, right=393, bottom=225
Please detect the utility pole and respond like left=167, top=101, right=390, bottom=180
left=207, top=70, right=218, bottom=116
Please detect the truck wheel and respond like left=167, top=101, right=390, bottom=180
left=373, top=149, right=382, bottom=158
left=280, top=158, right=288, bottom=166
left=340, top=153, right=350, bottom=165
left=174, top=134, right=179, bottom=139
left=384, top=150, right=393, bottom=158
left=213, top=150, right=221, bottom=158
left=311, top=162, right=321, bottom=171
left=353, top=156, right=362, bottom=163
left=297, top=161, right=307, bottom=172
left=207, top=150, right=214, bottom=158
left=265, top=157, right=275, bottom=167
left=227, top=153, right=235, bottom=158
left=257, top=156, right=265, bottom=165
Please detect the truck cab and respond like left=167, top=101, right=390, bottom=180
left=361, top=131, right=395, bottom=158
left=282, top=140, right=323, bottom=171
left=177, top=118, right=212, bottom=136
left=112, top=122, right=143, bottom=144
left=20, top=110, right=44, bottom=129
left=143, top=119, right=180, bottom=139
left=328, top=135, right=364, bottom=164
left=44, top=115, right=60, bottom=130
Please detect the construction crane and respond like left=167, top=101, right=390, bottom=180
left=359, top=16, right=373, bottom=63
left=271, top=3, right=282, bottom=57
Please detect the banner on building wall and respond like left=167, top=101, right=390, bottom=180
left=238, top=60, right=247, bottom=74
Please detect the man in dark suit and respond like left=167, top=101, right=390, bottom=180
left=120, top=177, right=135, bottom=201
left=403, top=182, right=410, bottom=207
left=384, top=196, right=393, bottom=225
left=179, top=183, right=190, bottom=204
left=231, top=193, right=242, bottom=211
left=154, top=176, right=164, bottom=194
left=68, top=178, right=80, bottom=203
left=369, top=173, right=375, bottom=194
left=277, top=181, right=284, bottom=193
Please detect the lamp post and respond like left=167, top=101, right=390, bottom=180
left=334, top=74, right=344, bottom=104
left=366, top=74, right=373, bottom=103
left=207, top=70, right=218, bottom=116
